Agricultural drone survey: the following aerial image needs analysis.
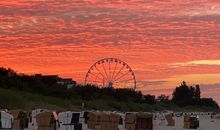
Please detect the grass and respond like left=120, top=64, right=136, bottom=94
left=0, top=88, right=82, bottom=111
left=0, top=88, right=219, bottom=112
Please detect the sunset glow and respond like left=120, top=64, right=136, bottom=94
left=0, top=0, right=220, bottom=103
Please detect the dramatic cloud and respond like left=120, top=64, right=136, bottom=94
left=172, top=60, right=220, bottom=67
left=0, top=0, right=220, bottom=103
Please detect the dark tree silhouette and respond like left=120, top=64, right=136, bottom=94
left=172, top=81, right=219, bottom=108
left=157, top=94, right=170, bottom=103
left=195, top=85, right=201, bottom=99
left=144, top=94, right=156, bottom=104
left=172, top=81, right=193, bottom=106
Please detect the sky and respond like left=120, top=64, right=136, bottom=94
left=0, top=0, right=220, bottom=103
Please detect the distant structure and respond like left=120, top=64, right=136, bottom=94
left=35, top=74, right=76, bottom=89
left=85, top=58, right=136, bottom=89
left=57, top=78, right=76, bottom=89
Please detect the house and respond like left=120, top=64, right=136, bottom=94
left=34, top=74, right=76, bottom=89
left=57, top=78, right=76, bottom=89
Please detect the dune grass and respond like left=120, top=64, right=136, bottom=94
left=0, top=88, right=82, bottom=111
left=0, top=88, right=219, bottom=112
left=0, top=88, right=160, bottom=111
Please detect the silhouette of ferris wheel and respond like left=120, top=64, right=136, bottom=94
left=85, top=58, right=136, bottom=89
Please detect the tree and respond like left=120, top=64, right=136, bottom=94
left=200, top=98, right=219, bottom=109
left=195, top=85, right=201, bottom=99
left=144, top=94, right=156, bottom=104
left=172, top=81, right=192, bottom=106
left=172, top=81, right=219, bottom=108
left=189, top=86, right=196, bottom=105
left=157, top=94, right=170, bottom=103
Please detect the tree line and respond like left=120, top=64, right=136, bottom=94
left=172, top=81, right=219, bottom=108
left=0, top=67, right=219, bottom=109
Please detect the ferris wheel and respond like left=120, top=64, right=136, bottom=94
left=85, top=58, right=136, bottom=89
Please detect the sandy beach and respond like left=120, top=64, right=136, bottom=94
left=154, top=115, right=220, bottom=130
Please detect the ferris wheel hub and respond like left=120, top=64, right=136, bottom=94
left=108, top=81, right=113, bottom=88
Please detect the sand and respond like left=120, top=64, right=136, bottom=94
left=154, top=115, right=220, bottom=130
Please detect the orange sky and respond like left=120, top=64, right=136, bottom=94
left=0, top=0, right=220, bottom=104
